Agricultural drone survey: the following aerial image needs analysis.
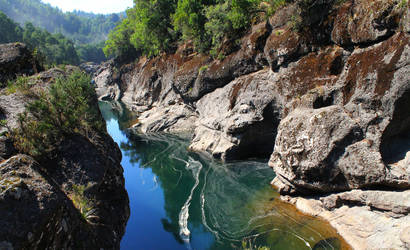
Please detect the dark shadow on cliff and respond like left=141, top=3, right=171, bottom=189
left=226, top=101, right=281, bottom=160
left=380, top=89, right=410, bottom=164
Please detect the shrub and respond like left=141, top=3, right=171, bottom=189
left=69, top=184, right=98, bottom=223
left=11, top=70, right=104, bottom=157
left=198, top=65, right=209, bottom=73
left=265, top=0, right=287, bottom=16
left=6, top=75, right=32, bottom=95
left=0, top=119, right=7, bottom=127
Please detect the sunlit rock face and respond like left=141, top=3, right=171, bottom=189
left=270, top=32, right=410, bottom=195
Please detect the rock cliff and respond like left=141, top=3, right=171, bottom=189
left=93, top=0, right=409, bottom=249
left=0, top=53, right=129, bottom=249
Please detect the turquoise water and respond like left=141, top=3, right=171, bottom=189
left=99, top=102, right=347, bottom=250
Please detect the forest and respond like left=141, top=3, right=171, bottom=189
left=0, top=11, right=79, bottom=65
left=104, top=0, right=289, bottom=58
left=0, top=0, right=123, bottom=63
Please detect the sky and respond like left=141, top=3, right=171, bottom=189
left=41, top=0, right=134, bottom=14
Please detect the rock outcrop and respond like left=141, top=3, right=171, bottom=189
left=93, top=0, right=409, bottom=248
left=282, top=190, right=410, bottom=250
left=0, top=43, right=42, bottom=84
left=0, top=66, right=129, bottom=249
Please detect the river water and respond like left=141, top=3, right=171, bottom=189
left=99, top=101, right=349, bottom=250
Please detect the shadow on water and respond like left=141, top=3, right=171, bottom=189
left=98, top=101, right=350, bottom=250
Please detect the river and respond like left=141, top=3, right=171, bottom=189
left=99, top=101, right=348, bottom=250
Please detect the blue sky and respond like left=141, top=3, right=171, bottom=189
left=41, top=0, right=134, bottom=14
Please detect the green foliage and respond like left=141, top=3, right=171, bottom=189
left=69, top=184, right=97, bottom=223
left=6, top=75, right=32, bottom=95
left=0, top=0, right=121, bottom=45
left=199, top=65, right=209, bottom=73
left=173, top=0, right=210, bottom=52
left=0, top=11, right=80, bottom=66
left=0, top=119, right=7, bottom=127
left=77, top=42, right=107, bottom=63
left=0, top=11, right=22, bottom=43
left=265, top=0, right=287, bottom=16
left=129, top=0, right=178, bottom=57
left=11, top=71, right=104, bottom=157
left=22, top=22, right=80, bottom=66
left=204, top=1, right=232, bottom=55
left=104, top=0, right=177, bottom=58
left=103, top=16, right=135, bottom=57
left=398, top=0, right=408, bottom=8
left=105, top=0, right=263, bottom=58
left=0, top=0, right=119, bottom=63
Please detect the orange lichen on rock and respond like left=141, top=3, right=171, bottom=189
left=343, top=32, right=408, bottom=104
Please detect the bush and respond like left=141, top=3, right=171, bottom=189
left=11, top=71, right=104, bottom=157
left=6, top=75, right=33, bottom=95
left=69, top=183, right=97, bottom=223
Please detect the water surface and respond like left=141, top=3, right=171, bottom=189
left=99, top=101, right=349, bottom=250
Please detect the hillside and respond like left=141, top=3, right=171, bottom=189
left=0, top=0, right=121, bottom=44
left=0, top=11, right=79, bottom=66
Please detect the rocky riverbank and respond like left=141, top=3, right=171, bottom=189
left=92, top=0, right=409, bottom=249
left=0, top=43, right=129, bottom=249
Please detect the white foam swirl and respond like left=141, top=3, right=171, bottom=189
left=178, top=157, right=203, bottom=245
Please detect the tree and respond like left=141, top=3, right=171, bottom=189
left=0, top=11, right=23, bottom=43
left=173, top=0, right=210, bottom=51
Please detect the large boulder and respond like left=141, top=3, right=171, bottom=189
left=190, top=69, right=282, bottom=160
left=270, top=106, right=365, bottom=193
left=0, top=43, right=41, bottom=84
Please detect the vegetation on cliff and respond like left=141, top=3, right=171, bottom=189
left=10, top=71, right=104, bottom=158
left=104, top=0, right=279, bottom=58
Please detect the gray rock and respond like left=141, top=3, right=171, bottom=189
left=0, top=43, right=42, bottom=84
left=270, top=106, right=366, bottom=193
left=331, top=0, right=403, bottom=46
left=80, top=62, right=100, bottom=75
left=320, top=189, right=410, bottom=215
left=270, top=32, right=410, bottom=194
left=284, top=189, right=410, bottom=250
left=0, top=93, right=28, bottom=130
left=0, top=155, right=66, bottom=249
left=93, top=63, right=121, bottom=101
left=401, top=227, right=410, bottom=249
left=189, top=69, right=282, bottom=160
left=135, top=103, right=198, bottom=134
